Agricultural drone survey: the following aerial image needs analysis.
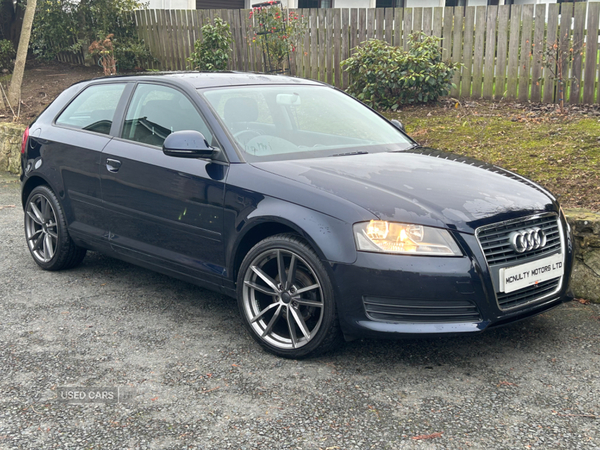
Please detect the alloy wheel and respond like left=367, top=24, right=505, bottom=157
left=241, top=248, right=325, bottom=350
left=25, top=193, right=59, bottom=263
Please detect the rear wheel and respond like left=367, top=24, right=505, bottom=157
left=237, top=234, right=342, bottom=358
left=24, top=185, right=86, bottom=270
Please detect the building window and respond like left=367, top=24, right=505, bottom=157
left=298, top=0, right=332, bottom=7
left=197, top=0, right=244, bottom=8
left=445, top=0, right=467, bottom=6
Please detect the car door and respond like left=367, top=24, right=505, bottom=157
left=100, top=82, right=229, bottom=288
left=48, top=82, right=128, bottom=246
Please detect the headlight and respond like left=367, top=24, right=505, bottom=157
left=354, top=220, right=462, bottom=256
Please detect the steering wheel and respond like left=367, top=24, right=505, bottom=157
left=245, top=135, right=299, bottom=156
left=233, top=129, right=262, bottom=146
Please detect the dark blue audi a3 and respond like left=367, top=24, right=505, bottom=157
left=20, top=73, right=573, bottom=358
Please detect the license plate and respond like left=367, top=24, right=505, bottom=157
left=498, top=253, right=564, bottom=294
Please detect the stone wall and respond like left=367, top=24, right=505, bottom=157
left=0, top=123, right=26, bottom=175
left=566, top=209, right=600, bottom=303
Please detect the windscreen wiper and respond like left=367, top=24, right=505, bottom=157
left=329, top=151, right=369, bottom=157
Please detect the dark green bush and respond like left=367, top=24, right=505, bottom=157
left=187, top=17, right=232, bottom=72
left=341, top=33, right=460, bottom=110
left=113, top=37, right=157, bottom=72
left=0, top=39, right=15, bottom=72
left=31, top=0, right=154, bottom=68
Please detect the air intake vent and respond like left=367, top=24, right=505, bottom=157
left=363, top=297, right=481, bottom=323
left=496, top=278, right=561, bottom=310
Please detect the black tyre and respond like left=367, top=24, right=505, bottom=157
left=237, top=234, right=342, bottom=358
left=24, top=185, right=86, bottom=271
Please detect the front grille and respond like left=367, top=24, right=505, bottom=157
left=496, top=278, right=561, bottom=310
left=477, top=214, right=561, bottom=266
left=476, top=213, right=565, bottom=312
left=363, top=297, right=481, bottom=323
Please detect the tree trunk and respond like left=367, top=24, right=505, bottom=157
left=7, top=0, right=37, bottom=108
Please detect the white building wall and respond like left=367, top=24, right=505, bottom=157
left=466, top=0, right=488, bottom=6
left=255, top=0, right=560, bottom=9
left=513, top=0, right=555, bottom=4
left=147, top=0, right=194, bottom=8
left=147, top=0, right=195, bottom=8
left=335, top=0, right=375, bottom=7
left=406, top=0, right=442, bottom=7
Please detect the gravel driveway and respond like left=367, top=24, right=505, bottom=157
left=1, top=171, right=599, bottom=449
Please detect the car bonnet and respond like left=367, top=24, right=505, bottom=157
left=250, top=149, right=556, bottom=234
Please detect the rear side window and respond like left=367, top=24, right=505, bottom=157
left=55, top=83, right=126, bottom=135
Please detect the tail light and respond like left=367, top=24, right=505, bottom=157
left=21, top=126, right=30, bottom=154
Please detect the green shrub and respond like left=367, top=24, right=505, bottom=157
left=0, top=39, right=15, bottom=72
left=187, top=17, right=232, bottom=71
left=248, top=4, right=305, bottom=74
left=341, top=33, right=460, bottom=110
left=31, top=0, right=152, bottom=66
left=113, top=37, right=157, bottom=72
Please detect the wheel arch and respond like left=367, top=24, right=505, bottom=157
left=230, top=219, right=316, bottom=283
left=21, top=175, right=53, bottom=208
left=229, top=205, right=358, bottom=284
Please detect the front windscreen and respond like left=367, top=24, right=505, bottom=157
left=201, top=85, right=413, bottom=161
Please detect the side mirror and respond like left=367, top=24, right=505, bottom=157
left=390, top=119, right=405, bottom=133
left=163, top=130, right=214, bottom=159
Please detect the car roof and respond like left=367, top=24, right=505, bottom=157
left=80, top=71, right=325, bottom=89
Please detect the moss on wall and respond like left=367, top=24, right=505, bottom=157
left=566, top=209, right=600, bottom=303
left=0, top=123, right=26, bottom=174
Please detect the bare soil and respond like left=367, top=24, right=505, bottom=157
left=0, top=60, right=103, bottom=124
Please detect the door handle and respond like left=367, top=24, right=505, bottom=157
left=106, top=158, right=122, bottom=173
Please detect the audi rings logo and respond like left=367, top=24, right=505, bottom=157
left=508, top=228, right=547, bottom=253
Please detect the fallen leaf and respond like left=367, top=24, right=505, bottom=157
left=412, top=432, right=443, bottom=440
left=202, top=386, right=220, bottom=394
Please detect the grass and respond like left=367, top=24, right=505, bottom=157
left=386, top=100, right=600, bottom=212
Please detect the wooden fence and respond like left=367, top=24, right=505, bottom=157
left=133, top=3, right=600, bottom=104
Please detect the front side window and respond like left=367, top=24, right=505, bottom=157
left=121, top=84, right=213, bottom=148
left=55, top=83, right=126, bottom=135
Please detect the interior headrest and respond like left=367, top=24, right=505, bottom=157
left=224, top=97, right=259, bottom=124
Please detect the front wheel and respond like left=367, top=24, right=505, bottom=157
left=24, top=185, right=86, bottom=270
left=237, top=234, right=342, bottom=358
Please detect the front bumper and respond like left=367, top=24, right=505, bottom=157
left=330, top=227, right=574, bottom=341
